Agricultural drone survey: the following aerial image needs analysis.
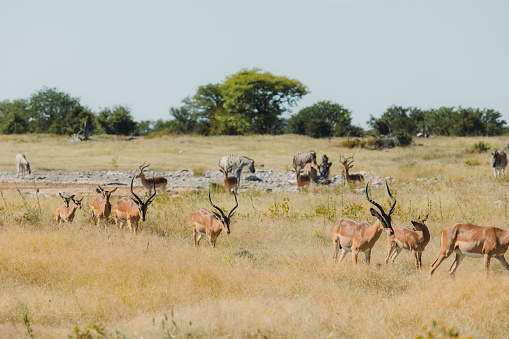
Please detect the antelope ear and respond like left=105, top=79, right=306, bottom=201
left=423, top=214, right=428, bottom=221
left=146, top=200, right=153, bottom=206
left=370, top=208, right=382, bottom=219
left=111, top=187, right=118, bottom=193
left=411, top=221, right=417, bottom=226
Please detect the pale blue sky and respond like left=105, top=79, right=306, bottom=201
left=1, top=0, right=507, bottom=128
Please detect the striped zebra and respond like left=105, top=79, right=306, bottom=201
left=491, top=151, right=507, bottom=178
left=219, top=155, right=255, bottom=187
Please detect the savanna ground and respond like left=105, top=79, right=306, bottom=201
left=1, top=134, right=509, bottom=338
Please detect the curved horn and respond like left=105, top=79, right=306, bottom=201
left=146, top=178, right=157, bottom=204
left=227, top=191, right=238, bottom=218
left=209, top=191, right=226, bottom=218
left=130, top=175, right=144, bottom=204
left=365, top=182, right=386, bottom=215
left=386, top=181, right=397, bottom=215
left=139, top=162, right=150, bottom=171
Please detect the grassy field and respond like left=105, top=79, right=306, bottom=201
left=1, top=134, right=509, bottom=338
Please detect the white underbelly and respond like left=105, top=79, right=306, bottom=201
left=341, top=246, right=369, bottom=253
left=455, top=249, right=483, bottom=258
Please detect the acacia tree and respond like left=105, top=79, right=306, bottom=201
left=96, top=105, right=137, bottom=135
left=221, top=69, right=308, bottom=135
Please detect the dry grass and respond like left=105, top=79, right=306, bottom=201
left=1, top=135, right=509, bottom=338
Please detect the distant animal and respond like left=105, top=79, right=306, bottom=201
left=55, top=196, right=83, bottom=224
left=90, top=186, right=118, bottom=228
left=219, top=155, right=255, bottom=187
left=112, top=176, right=156, bottom=235
left=340, top=154, right=364, bottom=185
left=490, top=151, right=507, bottom=178
left=190, top=191, right=238, bottom=248
left=386, top=214, right=430, bottom=269
left=331, top=181, right=396, bottom=265
left=303, top=162, right=321, bottom=183
left=15, top=153, right=31, bottom=178
left=319, top=154, right=333, bottom=182
left=292, top=151, right=317, bottom=168
left=293, top=165, right=311, bottom=191
left=136, top=162, right=167, bottom=195
left=220, top=166, right=239, bottom=194
left=429, top=223, right=509, bottom=278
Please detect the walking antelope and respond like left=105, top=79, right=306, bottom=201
left=90, top=186, right=118, bottom=228
left=340, top=155, right=364, bottom=185
left=490, top=151, right=507, bottom=178
left=331, top=182, right=396, bottom=265
left=190, top=191, right=238, bottom=248
left=220, top=166, right=239, bottom=194
left=428, top=223, right=509, bottom=278
left=386, top=214, right=430, bottom=269
left=293, top=165, right=311, bottom=190
left=219, top=155, right=255, bottom=187
left=15, top=153, right=31, bottom=178
left=112, top=176, right=156, bottom=234
left=136, top=162, right=167, bottom=195
left=293, top=151, right=317, bottom=168
left=55, top=196, right=83, bottom=224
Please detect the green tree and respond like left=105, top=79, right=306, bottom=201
left=369, top=106, right=419, bottom=136
left=28, top=87, right=81, bottom=133
left=64, top=106, right=96, bottom=139
left=288, top=101, right=356, bottom=138
left=96, top=105, right=137, bottom=135
left=221, top=68, right=308, bottom=134
left=0, top=99, right=31, bottom=134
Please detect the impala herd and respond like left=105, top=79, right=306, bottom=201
left=16, top=149, right=509, bottom=279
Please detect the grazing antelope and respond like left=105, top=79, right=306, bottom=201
left=219, top=155, right=255, bottom=187
left=220, top=166, right=239, bottom=194
left=55, top=196, right=83, bottom=224
left=340, top=155, right=364, bottom=185
left=293, top=151, right=317, bottom=168
left=136, top=162, right=168, bottom=195
left=15, top=153, right=31, bottom=178
left=428, top=223, right=509, bottom=278
left=190, top=191, right=238, bottom=248
left=303, top=162, right=321, bottom=183
left=112, top=176, right=156, bottom=235
left=293, top=165, right=311, bottom=190
left=90, top=186, right=118, bottom=228
left=331, top=181, right=396, bottom=265
left=385, top=214, right=430, bottom=269
left=490, top=151, right=507, bottom=178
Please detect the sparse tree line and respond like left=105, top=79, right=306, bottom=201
left=0, top=68, right=505, bottom=139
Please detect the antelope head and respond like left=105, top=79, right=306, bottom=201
left=411, top=214, right=428, bottom=232
left=365, top=181, right=396, bottom=236
left=209, top=190, right=238, bottom=235
left=136, top=162, right=150, bottom=178
left=340, top=155, right=355, bottom=170
left=97, top=185, right=118, bottom=204
left=59, top=193, right=73, bottom=208
left=130, top=175, right=156, bottom=221
left=71, top=196, right=84, bottom=209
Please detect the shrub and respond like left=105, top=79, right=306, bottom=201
left=467, top=141, right=491, bottom=153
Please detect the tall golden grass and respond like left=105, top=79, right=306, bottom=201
left=1, top=135, right=509, bottom=338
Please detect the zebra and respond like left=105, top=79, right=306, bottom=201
left=491, top=151, right=507, bottom=178
left=292, top=151, right=317, bottom=168
left=219, top=154, right=255, bottom=187
left=15, top=153, right=31, bottom=178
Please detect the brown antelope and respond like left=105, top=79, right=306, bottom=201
left=331, top=181, right=396, bottom=265
left=220, top=166, right=238, bottom=194
left=55, top=196, right=83, bottom=224
left=293, top=165, right=311, bottom=190
left=58, top=192, right=72, bottom=208
left=90, top=186, right=118, bottom=228
left=429, top=223, right=509, bottom=278
left=190, top=191, right=238, bottom=248
left=340, top=155, right=364, bottom=185
left=136, top=162, right=168, bottom=195
left=386, top=214, right=430, bottom=269
left=112, top=176, right=156, bottom=235
left=303, top=162, right=321, bottom=183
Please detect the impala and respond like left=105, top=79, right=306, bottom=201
left=219, top=154, right=255, bottom=187
left=428, top=223, right=509, bottom=278
left=340, top=155, right=364, bottom=185
left=58, top=192, right=72, bottom=208
left=136, top=162, right=168, bottom=195
left=386, top=214, right=430, bottom=269
left=55, top=196, right=83, bottom=224
left=220, top=166, right=239, bottom=194
left=293, top=165, right=311, bottom=190
left=112, top=176, right=156, bottom=234
left=303, top=162, right=321, bottom=183
left=190, top=191, right=238, bottom=248
left=331, top=181, right=396, bottom=265
left=90, top=185, right=118, bottom=228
